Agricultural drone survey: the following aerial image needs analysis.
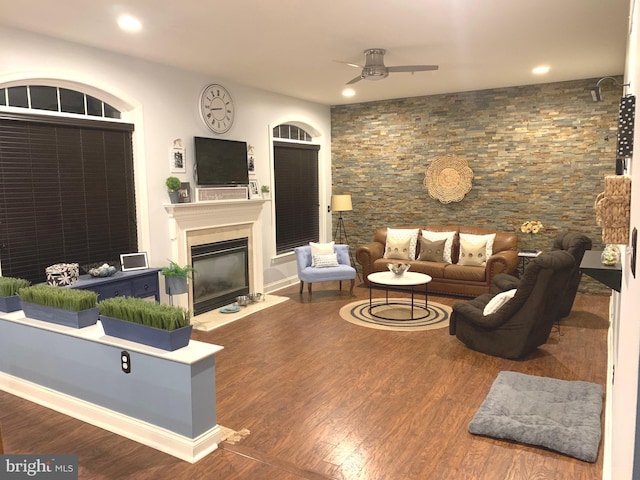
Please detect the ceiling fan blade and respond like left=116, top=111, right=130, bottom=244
left=346, top=75, right=363, bottom=85
left=387, top=65, right=439, bottom=73
left=334, top=60, right=363, bottom=69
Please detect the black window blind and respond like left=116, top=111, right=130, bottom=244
left=0, top=113, right=137, bottom=284
left=273, top=141, right=320, bottom=254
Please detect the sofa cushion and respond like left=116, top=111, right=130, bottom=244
left=443, top=264, right=487, bottom=282
left=384, top=236, right=411, bottom=260
left=459, top=238, right=488, bottom=266
left=313, top=253, right=339, bottom=268
left=418, top=238, right=446, bottom=262
left=385, top=228, right=419, bottom=260
left=422, top=230, right=456, bottom=263
left=459, top=233, right=496, bottom=262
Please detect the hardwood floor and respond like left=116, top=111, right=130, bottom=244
left=0, top=283, right=609, bottom=479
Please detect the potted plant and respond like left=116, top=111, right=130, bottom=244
left=161, top=260, right=195, bottom=295
left=0, top=276, right=31, bottom=313
left=166, top=176, right=181, bottom=204
left=261, top=185, right=270, bottom=199
left=18, top=284, right=99, bottom=328
left=98, top=296, right=192, bottom=351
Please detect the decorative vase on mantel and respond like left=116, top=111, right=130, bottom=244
left=601, top=244, right=621, bottom=266
left=168, top=190, right=180, bottom=204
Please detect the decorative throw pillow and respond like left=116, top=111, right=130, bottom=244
left=418, top=237, right=446, bottom=262
left=313, top=253, right=339, bottom=268
left=483, top=289, right=517, bottom=315
left=385, top=228, right=419, bottom=260
left=384, top=236, right=411, bottom=260
left=458, top=238, right=488, bottom=266
left=309, top=241, right=334, bottom=266
left=421, top=230, right=456, bottom=263
left=459, top=233, right=496, bottom=261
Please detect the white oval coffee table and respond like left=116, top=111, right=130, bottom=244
left=367, top=271, right=433, bottom=320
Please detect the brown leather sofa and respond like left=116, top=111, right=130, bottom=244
left=355, top=225, right=519, bottom=297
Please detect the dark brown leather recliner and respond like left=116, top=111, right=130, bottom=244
left=449, top=250, right=575, bottom=359
left=490, top=231, right=592, bottom=318
left=551, top=232, right=592, bottom=317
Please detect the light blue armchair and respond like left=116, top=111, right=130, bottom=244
left=294, top=244, right=356, bottom=297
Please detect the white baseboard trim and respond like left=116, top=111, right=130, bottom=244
left=602, top=296, right=615, bottom=480
left=0, top=372, right=220, bottom=463
left=264, top=275, right=299, bottom=294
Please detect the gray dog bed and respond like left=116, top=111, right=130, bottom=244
left=469, top=371, right=603, bottom=462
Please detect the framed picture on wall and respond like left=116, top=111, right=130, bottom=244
left=178, top=182, right=191, bottom=203
left=170, top=146, right=186, bottom=173
left=248, top=179, right=261, bottom=199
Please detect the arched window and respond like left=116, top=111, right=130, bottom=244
left=0, top=83, right=136, bottom=283
left=272, top=124, right=320, bottom=254
left=273, top=124, right=313, bottom=142
left=0, top=85, right=121, bottom=118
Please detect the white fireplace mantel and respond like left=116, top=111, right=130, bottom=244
left=164, top=199, right=267, bottom=314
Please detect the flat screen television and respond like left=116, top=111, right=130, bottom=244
left=194, top=136, right=249, bottom=187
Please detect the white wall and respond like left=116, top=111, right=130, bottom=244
left=0, top=25, right=331, bottom=296
left=610, top=0, right=640, bottom=478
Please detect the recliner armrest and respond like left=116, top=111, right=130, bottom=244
left=491, top=273, right=520, bottom=294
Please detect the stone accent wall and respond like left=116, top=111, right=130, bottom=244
left=331, top=78, right=623, bottom=294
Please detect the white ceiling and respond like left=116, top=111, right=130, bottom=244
left=0, top=0, right=630, bottom=105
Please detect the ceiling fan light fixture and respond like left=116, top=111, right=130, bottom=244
left=344, top=47, right=439, bottom=85
left=362, top=67, right=388, bottom=80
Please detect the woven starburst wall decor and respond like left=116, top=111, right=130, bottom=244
left=424, top=155, right=474, bottom=204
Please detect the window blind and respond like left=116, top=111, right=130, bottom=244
left=0, top=113, right=137, bottom=283
left=273, top=141, right=320, bottom=254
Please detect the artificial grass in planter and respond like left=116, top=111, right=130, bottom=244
left=0, top=276, right=31, bottom=313
left=98, top=297, right=192, bottom=351
left=18, top=284, right=99, bottom=328
left=18, top=284, right=98, bottom=311
left=0, top=276, right=31, bottom=297
left=98, top=296, right=190, bottom=330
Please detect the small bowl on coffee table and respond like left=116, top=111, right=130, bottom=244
left=387, top=263, right=410, bottom=276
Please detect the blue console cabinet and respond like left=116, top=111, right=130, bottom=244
left=70, top=268, right=161, bottom=301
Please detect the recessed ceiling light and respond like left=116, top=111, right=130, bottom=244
left=532, top=65, right=550, bottom=75
left=342, top=88, right=355, bottom=97
left=118, top=15, right=142, bottom=32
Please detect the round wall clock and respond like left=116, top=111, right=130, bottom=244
left=199, top=84, right=235, bottom=134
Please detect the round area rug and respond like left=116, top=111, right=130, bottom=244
left=339, top=298, right=451, bottom=331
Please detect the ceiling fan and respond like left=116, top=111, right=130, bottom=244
left=345, top=48, right=439, bottom=85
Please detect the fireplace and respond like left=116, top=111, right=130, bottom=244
left=164, top=200, right=265, bottom=318
left=191, top=238, right=249, bottom=315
